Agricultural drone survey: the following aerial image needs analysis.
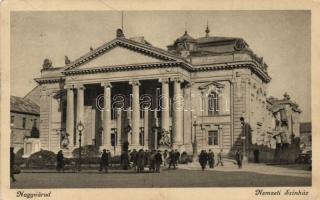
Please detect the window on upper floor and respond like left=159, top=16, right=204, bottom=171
left=33, top=119, right=37, bottom=127
left=10, top=116, right=14, bottom=125
left=208, top=91, right=219, bottom=116
left=22, top=117, right=26, bottom=129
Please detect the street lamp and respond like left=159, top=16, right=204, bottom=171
left=241, top=135, right=247, bottom=162
left=76, top=121, right=84, bottom=171
left=192, top=115, right=199, bottom=162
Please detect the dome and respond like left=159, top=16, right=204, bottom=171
left=175, top=31, right=197, bottom=44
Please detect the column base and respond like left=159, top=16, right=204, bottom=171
left=129, top=145, right=143, bottom=151
left=172, top=143, right=183, bottom=151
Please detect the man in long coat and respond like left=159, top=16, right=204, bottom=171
left=99, top=149, right=109, bottom=173
left=154, top=150, right=163, bottom=173
left=207, top=149, right=215, bottom=168
left=168, top=149, right=177, bottom=169
left=136, top=149, right=145, bottom=173
left=199, top=150, right=208, bottom=171
left=56, top=150, right=64, bottom=172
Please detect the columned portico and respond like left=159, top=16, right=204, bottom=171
left=129, top=80, right=141, bottom=148
left=159, top=78, right=170, bottom=132
left=101, top=82, right=112, bottom=150
left=172, top=77, right=184, bottom=147
left=65, top=85, right=75, bottom=147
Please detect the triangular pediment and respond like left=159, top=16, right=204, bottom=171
left=77, top=46, right=163, bottom=69
left=65, top=38, right=182, bottom=71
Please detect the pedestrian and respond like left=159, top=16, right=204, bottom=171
left=99, top=149, right=109, bottom=173
left=120, top=151, right=129, bottom=170
left=130, top=149, right=138, bottom=171
left=154, top=150, right=163, bottom=173
left=199, top=150, right=208, bottom=171
left=10, top=147, right=16, bottom=182
left=175, top=149, right=180, bottom=166
left=136, top=149, right=145, bottom=173
left=235, top=149, right=242, bottom=169
left=149, top=150, right=156, bottom=172
left=163, top=150, right=168, bottom=166
left=56, top=150, right=64, bottom=172
left=207, top=149, right=215, bottom=168
left=216, top=149, right=224, bottom=167
left=144, top=150, right=150, bottom=167
left=168, top=149, right=176, bottom=169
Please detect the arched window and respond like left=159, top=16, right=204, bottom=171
left=208, top=91, right=219, bottom=116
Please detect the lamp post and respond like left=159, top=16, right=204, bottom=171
left=76, top=121, right=84, bottom=171
left=241, top=134, right=247, bottom=162
left=192, top=121, right=198, bottom=162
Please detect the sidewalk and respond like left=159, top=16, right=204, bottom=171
left=177, top=159, right=311, bottom=178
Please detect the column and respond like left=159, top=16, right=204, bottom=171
left=76, top=84, right=85, bottom=146
left=129, top=80, right=140, bottom=147
left=159, top=78, right=170, bottom=132
left=101, top=82, right=112, bottom=149
left=65, top=85, right=75, bottom=147
left=116, top=108, right=122, bottom=152
left=143, top=108, right=149, bottom=147
left=172, top=77, right=183, bottom=146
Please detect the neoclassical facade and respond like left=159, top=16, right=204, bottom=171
left=35, top=28, right=283, bottom=156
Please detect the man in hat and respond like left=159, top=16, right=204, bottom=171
left=168, top=149, right=177, bottom=169
left=56, top=150, right=64, bottom=172
left=199, top=150, right=208, bottom=171
left=207, top=149, right=215, bottom=168
left=99, top=149, right=109, bottom=173
left=154, top=150, right=163, bottom=173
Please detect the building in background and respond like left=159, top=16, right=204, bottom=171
left=31, top=28, right=301, bottom=158
left=10, top=96, right=40, bottom=156
left=300, top=122, right=312, bottom=152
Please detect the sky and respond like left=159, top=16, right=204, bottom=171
left=10, top=11, right=311, bottom=122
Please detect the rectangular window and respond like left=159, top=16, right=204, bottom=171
left=22, top=117, right=26, bottom=129
left=10, top=116, right=14, bottom=125
left=33, top=119, right=37, bottom=127
left=111, top=128, right=117, bottom=146
left=208, top=130, right=219, bottom=146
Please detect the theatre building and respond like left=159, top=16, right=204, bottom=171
left=35, top=27, right=288, bottom=156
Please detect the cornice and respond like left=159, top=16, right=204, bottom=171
left=34, top=77, right=65, bottom=84
left=62, top=62, right=191, bottom=75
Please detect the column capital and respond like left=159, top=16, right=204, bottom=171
left=171, top=77, right=184, bottom=83
left=129, top=80, right=140, bottom=86
left=159, top=77, right=170, bottom=84
left=101, top=81, right=112, bottom=88
left=74, top=83, right=86, bottom=90
left=64, top=84, right=74, bottom=90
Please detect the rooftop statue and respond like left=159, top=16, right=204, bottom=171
left=65, top=56, right=71, bottom=65
left=42, top=58, right=53, bottom=70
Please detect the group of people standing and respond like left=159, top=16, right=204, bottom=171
left=198, top=149, right=243, bottom=170
left=126, top=149, right=163, bottom=173
left=198, top=149, right=223, bottom=171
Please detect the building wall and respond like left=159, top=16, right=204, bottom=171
left=39, top=82, right=63, bottom=153
left=10, top=112, right=39, bottom=152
